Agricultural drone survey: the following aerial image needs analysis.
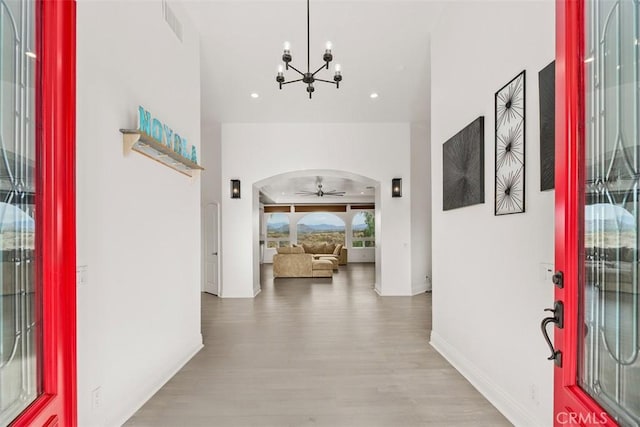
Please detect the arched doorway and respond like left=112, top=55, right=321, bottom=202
left=253, top=169, right=381, bottom=295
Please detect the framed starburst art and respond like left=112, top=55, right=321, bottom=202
left=495, top=70, right=526, bottom=215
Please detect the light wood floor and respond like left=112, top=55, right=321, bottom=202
left=125, top=264, right=511, bottom=427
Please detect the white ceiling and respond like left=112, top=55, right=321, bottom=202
left=184, top=1, right=444, bottom=123
left=260, top=174, right=375, bottom=204
left=179, top=1, right=442, bottom=204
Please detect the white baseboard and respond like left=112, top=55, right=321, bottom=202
left=254, top=287, right=261, bottom=297
left=110, top=340, right=204, bottom=426
left=430, top=331, right=539, bottom=427
left=411, top=282, right=429, bottom=295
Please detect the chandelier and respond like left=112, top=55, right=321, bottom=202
left=276, top=0, right=342, bottom=99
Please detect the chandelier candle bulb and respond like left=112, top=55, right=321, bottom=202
left=276, top=64, right=285, bottom=88
left=323, top=41, right=333, bottom=65
left=333, top=64, right=342, bottom=88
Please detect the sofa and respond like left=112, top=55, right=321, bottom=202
left=273, top=246, right=333, bottom=278
left=298, top=242, right=347, bottom=266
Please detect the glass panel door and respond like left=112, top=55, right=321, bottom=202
left=581, top=0, right=640, bottom=425
left=0, top=0, right=40, bottom=424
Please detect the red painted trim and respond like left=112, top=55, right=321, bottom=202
left=10, top=0, right=76, bottom=425
left=554, top=0, right=616, bottom=425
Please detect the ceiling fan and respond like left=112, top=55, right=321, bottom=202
left=296, top=182, right=346, bottom=197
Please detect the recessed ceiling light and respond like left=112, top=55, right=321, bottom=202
left=25, top=51, right=36, bottom=59
left=370, top=93, right=379, bottom=99
left=250, top=93, right=259, bottom=98
left=360, top=192, right=364, bottom=195
left=281, top=192, right=285, bottom=195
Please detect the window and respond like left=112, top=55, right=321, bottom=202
left=297, top=213, right=345, bottom=245
left=352, top=211, right=375, bottom=248
left=1, top=1, right=40, bottom=423
left=266, top=213, right=290, bottom=248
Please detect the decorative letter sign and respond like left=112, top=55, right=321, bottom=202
left=137, top=106, right=199, bottom=165
left=120, top=107, right=204, bottom=177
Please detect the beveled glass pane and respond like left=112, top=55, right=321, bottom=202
left=0, top=0, right=40, bottom=424
left=581, top=0, right=640, bottom=425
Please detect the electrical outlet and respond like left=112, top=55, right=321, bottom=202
left=540, top=263, right=554, bottom=283
left=77, top=265, right=88, bottom=287
left=91, top=386, right=101, bottom=409
left=529, top=384, right=539, bottom=405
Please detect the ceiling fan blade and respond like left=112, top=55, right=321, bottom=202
left=295, top=191, right=319, bottom=195
left=324, top=191, right=346, bottom=195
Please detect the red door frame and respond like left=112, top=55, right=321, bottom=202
left=10, top=0, right=77, bottom=426
left=554, top=0, right=616, bottom=425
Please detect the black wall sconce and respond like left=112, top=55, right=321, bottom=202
left=230, top=179, right=241, bottom=199
left=392, top=178, right=402, bottom=198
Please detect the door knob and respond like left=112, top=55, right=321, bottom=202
left=541, top=301, right=564, bottom=367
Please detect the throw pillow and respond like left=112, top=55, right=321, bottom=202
left=326, top=243, right=336, bottom=253
left=301, top=243, right=311, bottom=253
left=333, top=244, right=342, bottom=255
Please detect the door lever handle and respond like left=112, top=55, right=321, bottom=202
left=540, top=301, right=564, bottom=367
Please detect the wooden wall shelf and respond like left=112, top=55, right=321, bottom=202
left=120, top=129, right=204, bottom=177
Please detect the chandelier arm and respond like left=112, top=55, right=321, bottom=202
left=282, top=78, right=304, bottom=85
left=311, top=63, right=328, bottom=76
left=286, top=63, right=305, bottom=76
left=314, top=78, right=337, bottom=85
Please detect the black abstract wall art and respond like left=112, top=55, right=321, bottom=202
left=495, top=71, right=526, bottom=215
left=539, top=61, right=555, bottom=191
left=442, top=117, right=485, bottom=211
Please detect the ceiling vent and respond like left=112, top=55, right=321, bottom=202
left=162, top=0, right=183, bottom=43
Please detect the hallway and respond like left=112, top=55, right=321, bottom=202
left=125, top=264, right=510, bottom=426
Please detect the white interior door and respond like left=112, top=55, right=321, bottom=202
left=204, top=203, right=219, bottom=295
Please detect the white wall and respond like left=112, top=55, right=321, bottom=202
left=76, top=1, right=202, bottom=425
left=220, top=123, right=413, bottom=297
left=411, top=123, right=431, bottom=294
left=201, top=121, right=222, bottom=207
left=430, top=1, right=555, bottom=426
